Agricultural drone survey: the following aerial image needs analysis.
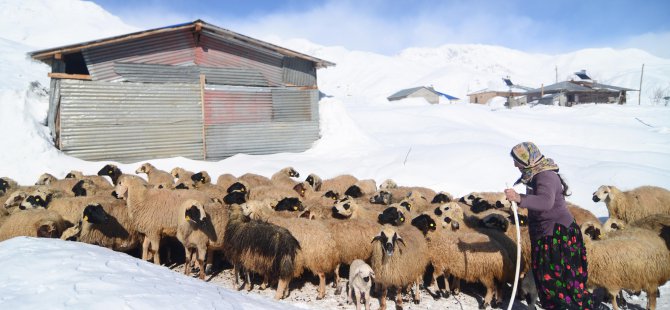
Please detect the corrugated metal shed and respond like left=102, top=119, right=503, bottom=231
left=114, top=63, right=269, bottom=86
left=58, top=80, right=203, bottom=163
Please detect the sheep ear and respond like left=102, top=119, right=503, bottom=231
left=395, top=234, right=406, bottom=247
left=299, top=210, right=314, bottom=220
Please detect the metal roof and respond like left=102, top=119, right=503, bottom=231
left=387, top=86, right=458, bottom=100
left=28, top=20, right=334, bottom=69
left=526, top=81, right=637, bottom=94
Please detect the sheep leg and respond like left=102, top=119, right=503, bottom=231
left=183, top=247, right=193, bottom=276
left=316, top=272, right=326, bottom=300
left=481, top=279, right=494, bottom=310
left=260, top=275, right=269, bottom=290
left=363, top=291, right=370, bottom=310
left=378, top=286, right=387, bottom=310
left=245, top=270, right=253, bottom=291
left=141, top=237, right=151, bottom=261
left=196, top=245, right=206, bottom=280
left=647, top=287, right=658, bottom=310
left=412, top=279, right=421, bottom=304
left=394, top=286, right=403, bottom=309
left=451, top=277, right=461, bottom=295
left=347, top=282, right=353, bottom=305
left=332, top=263, right=340, bottom=288
left=354, top=288, right=361, bottom=310
left=205, top=249, right=215, bottom=275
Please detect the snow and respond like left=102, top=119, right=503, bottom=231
left=0, top=0, right=670, bottom=309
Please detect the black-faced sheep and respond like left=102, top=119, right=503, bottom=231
left=378, top=206, right=406, bottom=226
left=348, top=259, right=375, bottom=310
left=430, top=191, right=452, bottom=204
left=370, top=225, right=429, bottom=310
left=223, top=203, right=300, bottom=299
left=135, top=162, right=174, bottom=188
left=305, top=173, right=323, bottom=191
left=581, top=222, right=670, bottom=310
left=170, top=167, right=195, bottom=187
left=331, top=196, right=378, bottom=222
left=61, top=203, right=141, bottom=253
left=45, top=195, right=125, bottom=227
left=215, top=173, right=238, bottom=192
left=592, top=185, right=670, bottom=224
left=567, top=201, right=603, bottom=232
left=64, top=170, right=114, bottom=190
left=97, top=164, right=147, bottom=186
left=321, top=174, right=359, bottom=198
left=0, top=208, right=67, bottom=241
left=344, top=179, right=378, bottom=199
left=190, top=171, right=227, bottom=201
left=292, top=182, right=337, bottom=220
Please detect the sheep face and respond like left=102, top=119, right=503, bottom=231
left=379, top=179, right=397, bottom=190
left=592, top=185, right=611, bottom=202
left=135, top=163, right=153, bottom=174
left=480, top=214, right=509, bottom=232
left=378, top=206, right=405, bottom=226
left=227, top=182, right=247, bottom=194
left=65, top=170, right=83, bottom=179
left=369, top=190, right=392, bottom=205
left=353, top=264, right=375, bottom=284
left=292, top=182, right=307, bottom=197
left=324, top=190, right=339, bottom=201
left=495, top=199, right=511, bottom=209
left=98, top=164, right=120, bottom=178
left=241, top=201, right=268, bottom=220
left=184, top=200, right=207, bottom=226
left=191, top=171, right=211, bottom=185
left=20, top=192, right=51, bottom=210
left=0, top=178, right=9, bottom=195
left=170, top=168, right=184, bottom=178
left=507, top=214, right=528, bottom=226
left=410, top=214, right=437, bottom=235
left=71, top=180, right=94, bottom=197
left=442, top=216, right=460, bottom=231
left=284, top=167, right=300, bottom=178
left=431, top=192, right=451, bottom=204
left=35, top=173, right=56, bottom=185
left=580, top=222, right=602, bottom=240
left=224, top=191, right=247, bottom=205
left=305, top=174, right=321, bottom=190
left=274, top=197, right=304, bottom=212
left=470, top=197, right=495, bottom=214
left=437, top=202, right=465, bottom=223
left=83, top=204, right=109, bottom=225
left=344, top=185, right=363, bottom=198
left=175, top=183, right=190, bottom=190
left=399, top=200, right=412, bottom=212
left=113, top=182, right=130, bottom=200
left=36, top=221, right=60, bottom=238
left=371, top=229, right=404, bottom=257
left=332, top=197, right=355, bottom=218
left=4, top=191, right=27, bottom=209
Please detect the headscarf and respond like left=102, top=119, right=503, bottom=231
left=511, top=142, right=559, bottom=185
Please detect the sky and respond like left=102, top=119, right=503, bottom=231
left=90, top=0, right=670, bottom=58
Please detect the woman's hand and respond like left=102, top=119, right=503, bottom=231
left=504, top=188, right=521, bottom=204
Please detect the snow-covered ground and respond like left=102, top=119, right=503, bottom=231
left=1, top=0, right=670, bottom=309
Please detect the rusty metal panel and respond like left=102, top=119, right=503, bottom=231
left=204, top=86, right=319, bottom=160
left=198, top=30, right=284, bottom=86
left=282, top=57, right=316, bottom=87
left=58, top=80, right=203, bottom=163
left=114, top=62, right=269, bottom=86
left=83, top=29, right=196, bottom=81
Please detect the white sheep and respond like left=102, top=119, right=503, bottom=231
left=592, top=185, right=670, bottom=223
left=348, top=259, right=375, bottom=310
left=135, top=163, right=174, bottom=188
left=0, top=208, right=67, bottom=241
left=270, top=167, right=301, bottom=190
left=305, top=173, right=323, bottom=191
left=216, top=173, right=238, bottom=192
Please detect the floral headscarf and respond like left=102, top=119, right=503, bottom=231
left=511, top=142, right=559, bottom=185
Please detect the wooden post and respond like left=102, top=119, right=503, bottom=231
left=638, top=64, right=644, bottom=105
left=200, top=74, right=207, bottom=160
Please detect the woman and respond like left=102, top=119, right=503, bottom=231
left=504, top=142, right=593, bottom=310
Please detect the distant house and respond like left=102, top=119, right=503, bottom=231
left=387, top=86, right=459, bottom=104
left=28, top=20, right=334, bottom=163
left=467, top=88, right=528, bottom=105
left=525, top=80, right=636, bottom=106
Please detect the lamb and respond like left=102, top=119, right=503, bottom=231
left=175, top=199, right=229, bottom=279
left=0, top=208, right=67, bottom=241
left=348, top=259, right=375, bottom=310
left=223, top=203, right=300, bottom=299
left=114, top=177, right=213, bottom=265
left=592, top=185, right=670, bottom=224
left=61, top=202, right=141, bottom=253
left=411, top=213, right=515, bottom=309
left=242, top=200, right=339, bottom=300
left=270, top=166, right=301, bottom=189
left=369, top=225, right=429, bottom=310
left=97, top=164, right=147, bottom=186
left=321, top=174, right=359, bottom=197
left=580, top=222, right=670, bottom=310
left=135, top=162, right=175, bottom=188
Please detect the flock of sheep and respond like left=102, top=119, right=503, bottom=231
left=1, top=164, right=670, bottom=310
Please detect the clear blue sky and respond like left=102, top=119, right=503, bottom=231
left=92, top=0, right=670, bottom=58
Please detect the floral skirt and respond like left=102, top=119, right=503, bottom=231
left=531, top=221, right=593, bottom=310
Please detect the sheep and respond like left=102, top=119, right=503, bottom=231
left=270, top=167, right=301, bottom=189
left=0, top=177, right=18, bottom=197
left=592, top=185, right=670, bottom=224
left=190, top=171, right=227, bottom=201
left=242, top=200, right=339, bottom=299
left=71, top=179, right=115, bottom=197
left=3, top=190, right=28, bottom=212
left=33, top=173, right=79, bottom=196
left=216, top=173, right=238, bottom=192
left=292, top=182, right=337, bottom=219
left=64, top=170, right=114, bottom=190
left=135, top=162, right=175, bottom=188
left=223, top=203, right=300, bottom=299
left=331, top=196, right=378, bottom=222
left=0, top=208, right=67, bottom=241
left=45, top=195, right=124, bottom=227
left=348, top=259, right=375, bottom=310
left=237, top=172, right=273, bottom=189
left=377, top=206, right=407, bottom=226
left=176, top=199, right=230, bottom=279
left=369, top=225, right=429, bottom=310
left=248, top=183, right=300, bottom=201
left=379, top=179, right=398, bottom=190
left=321, top=174, right=359, bottom=197
left=458, top=192, right=505, bottom=214
left=305, top=173, right=323, bottom=191
left=344, top=179, right=378, bottom=199
left=61, top=202, right=141, bottom=253
left=114, top=177, right=213, bottom=265
left=170, top=167, right=195, bottom=187
left=430, top=191, right=453, bottom=204
left=581, top=222, right=670, bottom=310
left=97, top=164, right=147, bottom=186
left=370, top=186, right=436, bottom=206
left=18, top=188, right=55, bottom=211
left=397, top=191, right=432, bottom=215
left=411, top=213, right=515, bottom=309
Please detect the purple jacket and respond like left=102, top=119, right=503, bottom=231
left=519, top=170, right=574, bottom=240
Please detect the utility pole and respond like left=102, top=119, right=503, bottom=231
left=638, top=64, right=644, bottom=105
left=555, top=65, right=558, bottom=83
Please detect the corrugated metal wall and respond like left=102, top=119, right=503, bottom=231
left=204, top=85, right=319, bottom=160
left=282, top=57, right=316, bottom=86
left=83, top=29, right=196, bottom=81
left=197, top=30, right=284, bottom=86
left=58, top=80, right=203, bottom=163
left=114, top=62, right=269, bottom=86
